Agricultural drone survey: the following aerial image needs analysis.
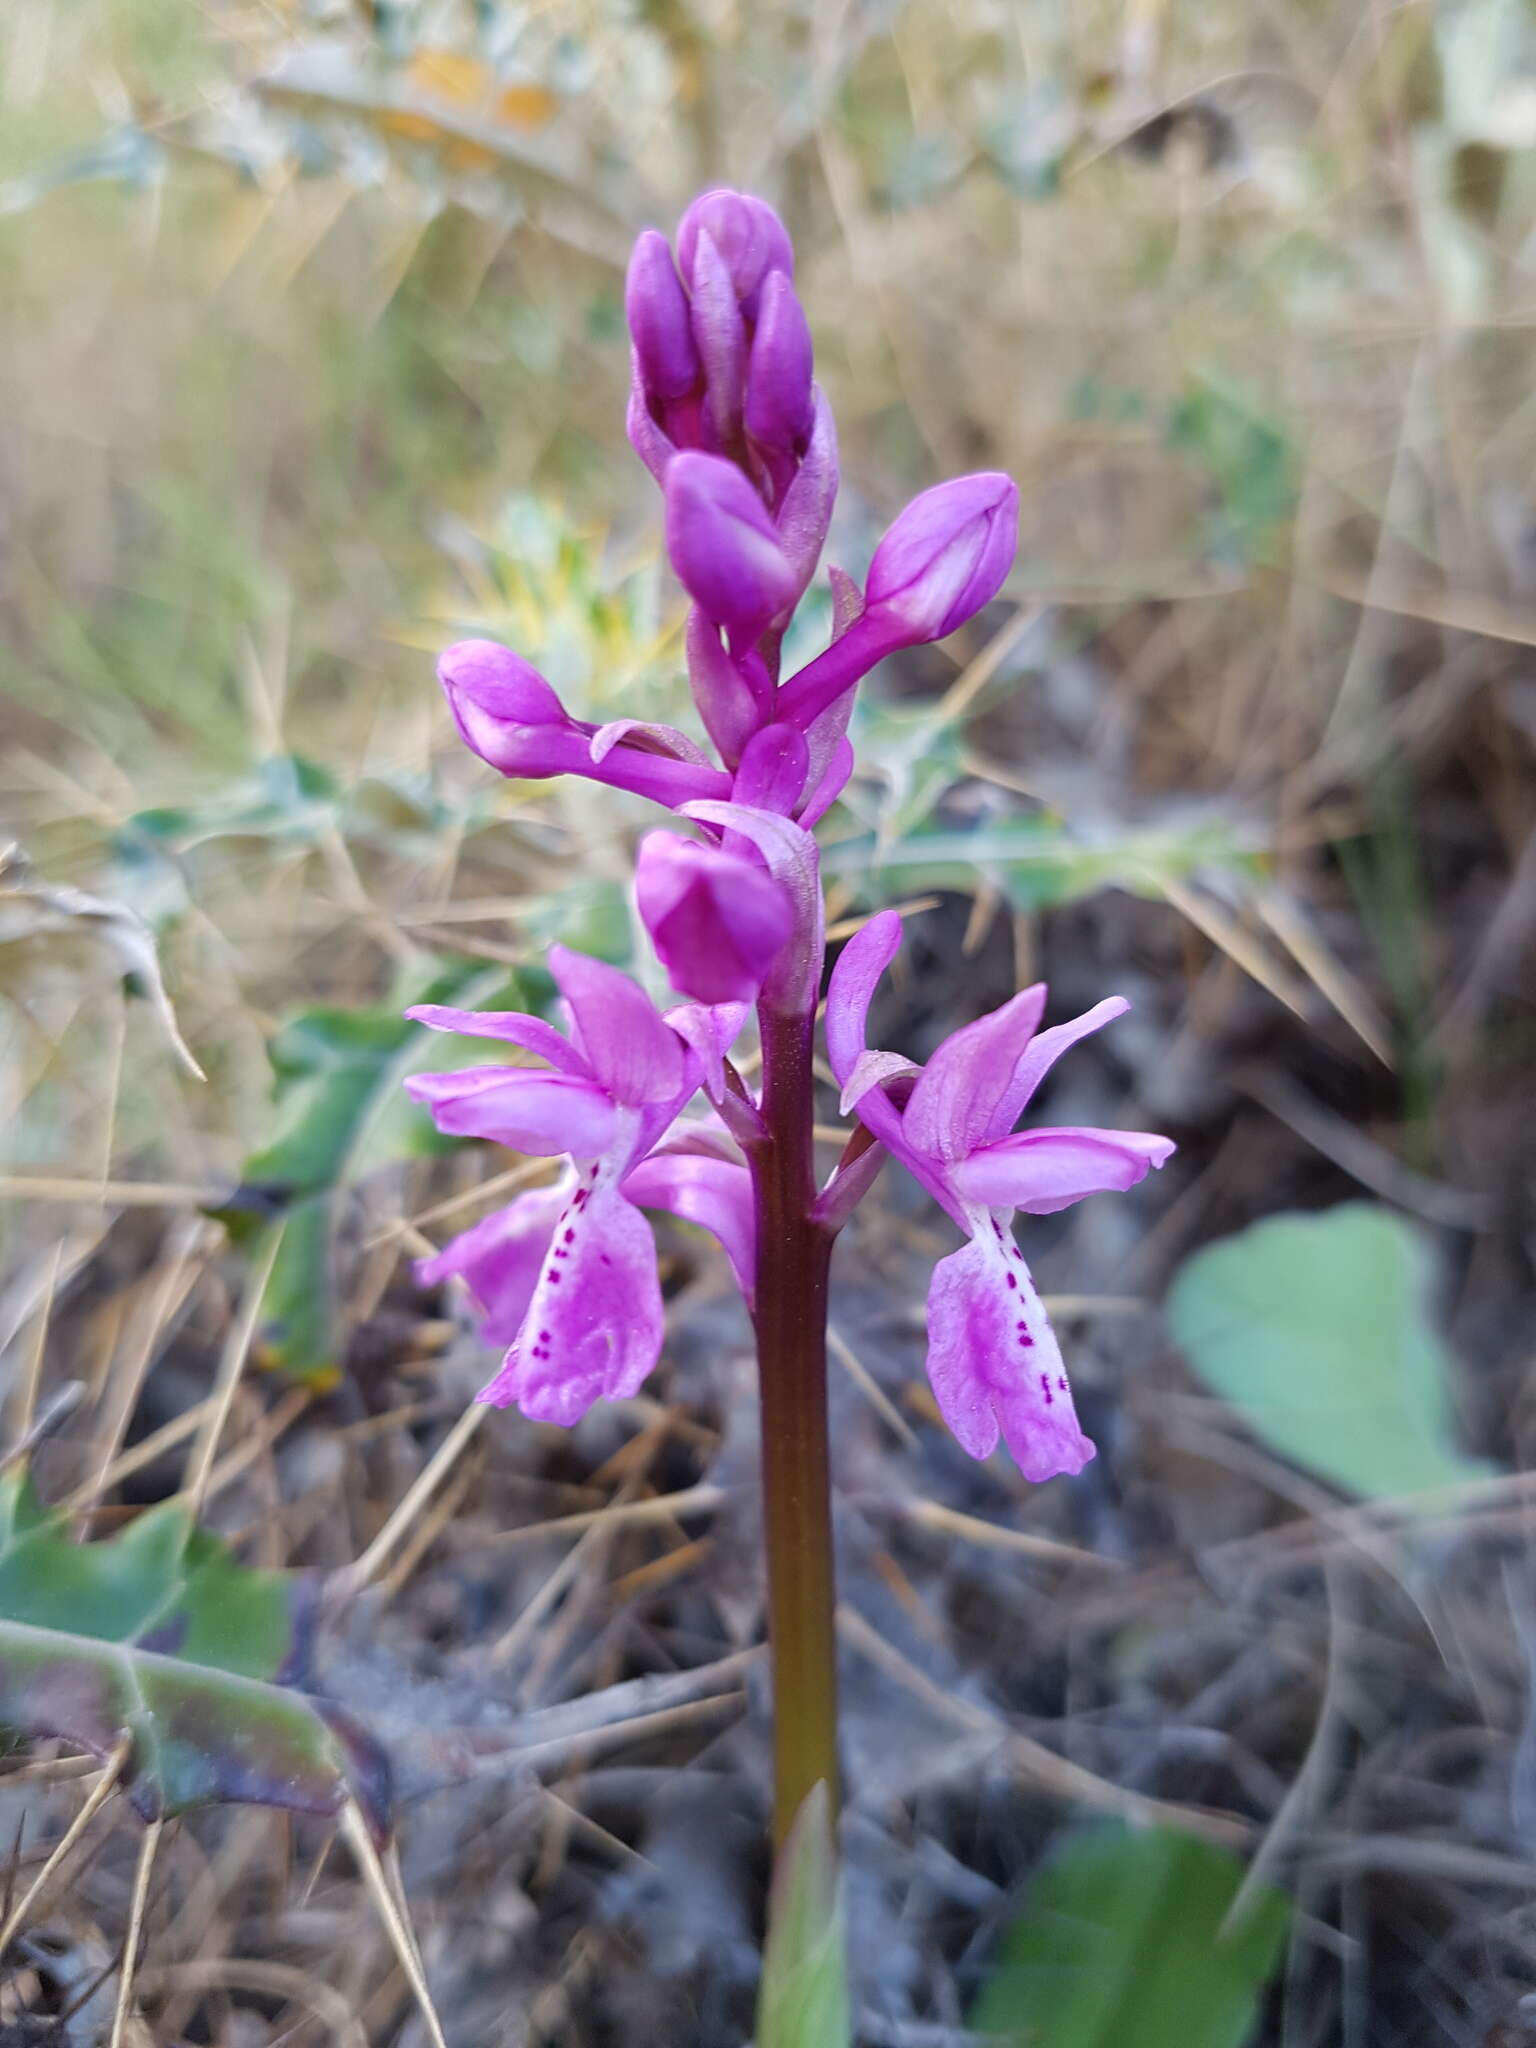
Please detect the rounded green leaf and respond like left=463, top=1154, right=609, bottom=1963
left=1167, top=1202, right=1491, bottom=1503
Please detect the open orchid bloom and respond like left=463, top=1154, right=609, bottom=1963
left=826, top=911, right=1174, bottom=1482
left=405, top=946, right=749, bottom=1425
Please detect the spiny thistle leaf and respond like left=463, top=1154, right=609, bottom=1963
left=215, top=958, right=524, bottom=1385
left=0, top=1472, right=389, bottom=1838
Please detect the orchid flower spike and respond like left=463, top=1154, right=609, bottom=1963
left=404, top=947, right=749, bottom=1424
left=826, top=912, right=1174, bottom=1482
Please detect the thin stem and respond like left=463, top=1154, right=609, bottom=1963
left=752, top=1001, right=840, bottom=1843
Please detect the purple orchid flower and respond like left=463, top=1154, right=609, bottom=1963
left=825, top=911, right=1174, bottom=1482
left=405, top=946, right=748, bottom=1425
left=636, top=829, right=794, bottom=1005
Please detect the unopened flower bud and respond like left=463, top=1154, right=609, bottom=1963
left=864, top=473, right=1019, bottom=642
left=664, top=452, right=799, bottom=642
left=438, top=639, right=570, bottom=769
left=637, top=831, right=793, bottom=1003
left=745, top=270, right=814, bottom=453
left=688, top=229, right=747, bottom=448
left=626, top=229, right=700, bottom=401
left=677, top=189, right=794, bottom=319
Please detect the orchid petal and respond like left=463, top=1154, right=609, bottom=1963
left=774, top=386, right=838, bottom=594
left=405, top=1068, right=616, bottom=1156
left=999, top=997, right=1131, bottom=1126
left=624, top=1149, right=756, bottom=1304
left=925, top=1229, right=1094, bottom=1482
left=405, top=1004, right=587, bottom=1077
left=823, top=910, right=902, bottom=1091
left=731, top=723, right=809, bottom=817
left=685, top=609, right=768, bottom=766
left=901, top=985, right=1048, bottom=1162
left=478, top=1169, right=664, bottom=1425
left=798, top=736, right=855, bottom=828
left=664, top=1000, right=749, bottom=1105
left=549, top=947, right=692, bottom=1108
left=416, top=1173, right=572, bottom=1345
left=626, top=364, right=678, bottom=484
left=955, top=1127, right=1175, bottom=1214
left=679, top=800, right=822, bottom=1016
left=688, top=229, right=747, bottom=447
left=838, top=1047, right=920, bottom=1116
left=591, top=718, right=714, bottom=770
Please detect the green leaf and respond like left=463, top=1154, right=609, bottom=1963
left=0, top=1472, right=387, bottom=1834
left=822, top=808, right=1267, bottom=914
left=220, top=958, right=522, bottom=1384
left=1166, top=1203, right=1492, bottom=1503
left=757, top=1784, right=851, bottom=2048
left=1168, top=375, right=1297, bottom=566
left=969, top=1823, right=1288, bottom=2048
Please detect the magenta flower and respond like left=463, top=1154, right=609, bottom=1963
left=438, top=639, right=730, bottom=811
left=664, top=452, right=800, bottom=644
left=405, top=946, right=745, bottom=1425
left=636, top=830, right=794, bottom=1004
left=826, top=912, right=1174, bottom=1482
left=776, top=473, right=1021, bottom=734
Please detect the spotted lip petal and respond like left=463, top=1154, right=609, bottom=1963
left=415, top=1172, right=574, bottom=1345
left=925, top=1228, right=1094, bottom=1483
left=478, top=1162, right=665, bottom=1425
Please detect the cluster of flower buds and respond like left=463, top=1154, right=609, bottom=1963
left=414, top=190, right=1173, bottom=1484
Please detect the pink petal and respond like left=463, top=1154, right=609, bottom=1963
left=405, top=1068, right=616, bottom=1156
left=954, top=1127, right=1175, bottom=1215
left=405, top=1004, right=586, bottom=1077
left=678, top=799, right=822, bottom=1016
left=416, top=1173, right=572, bottom=1345
left=998, top=997, right=1131, bottom=1128
left=549, top=947, right=691, bottom=1107
left=837, top=1047, right=920, bottom=1116
left=624, top=1149, right=756, bottom=1304
left=590, top=718, right=714, bottom=769
left=664, top=1000, right=749, bottom=1105
left=822, top=909, right=901, bottom=1090
left=925, top=1232, right=1094, bottom=1483
left=477, top=1173, right=664, bottom=1425
left=798, top=736, right=855, bottom=828
left=901, top=986, right=1047, bottom=1164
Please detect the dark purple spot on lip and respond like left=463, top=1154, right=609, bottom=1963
left=563, top=1228, right=576, bottom=1244
left=1005, top=1272, right=1017, bottom=1290
left=1041, top=1373, right=1053, bottom=1405
left=539, top=1331, right=551, bottom=1344
left=548, top=1272, right=562, bottom=1284
left=1056, top=1376, right=1067, bottom=1392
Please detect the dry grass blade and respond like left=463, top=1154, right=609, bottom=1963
left=339, top=1800, right=448, bottom=2048
left=182, top=1227, right=283, bottom=1519
left=0, top=1740, right=130, bottom=1952
left=837, top=1606, right=1250, bottom=1848
left=336, top=1399, right=488, bottom=1599
left=109, top=1816, right=161, bottom=2048
left=136, top=1960, right=368, bottom=2048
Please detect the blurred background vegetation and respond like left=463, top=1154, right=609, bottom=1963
left=2, top=1, right=1535, bottom=2043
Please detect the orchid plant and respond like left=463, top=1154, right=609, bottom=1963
left=409, top=191, right=1174, bottom=1846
